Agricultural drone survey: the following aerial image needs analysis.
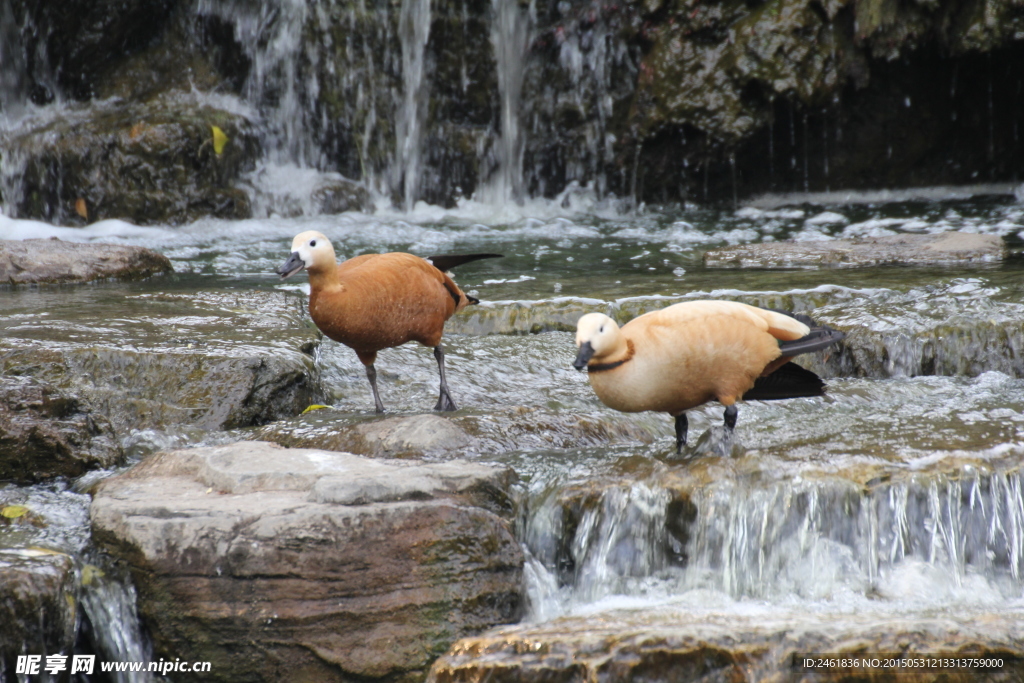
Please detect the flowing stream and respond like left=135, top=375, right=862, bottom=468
left=2, top=190, right=1024, bottom=674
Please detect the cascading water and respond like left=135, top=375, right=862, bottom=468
left=78, top=569, right=157, bottom=683
left=521, top=463, right=1024, bottom=619
left=480, top=0, right=532, bottom=204
left=197, top=0, right=318, bottom=169
left=393, top=0, right=431, bottom=211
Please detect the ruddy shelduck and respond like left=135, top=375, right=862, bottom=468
left=573, top=300, right=845, bottom=453
left=277, top=230, right=500, bottom=412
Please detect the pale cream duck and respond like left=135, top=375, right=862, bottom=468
left=573, top=300, right=844, bottom=452
left=277, top=230, right=499, bottom=412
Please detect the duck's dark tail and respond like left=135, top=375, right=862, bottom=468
left=771, top=310, right=846, bottom=357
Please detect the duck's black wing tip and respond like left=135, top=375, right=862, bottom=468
left=426, top=253, right=503, bottom=272
left=743, top=362, right=826, bottom=401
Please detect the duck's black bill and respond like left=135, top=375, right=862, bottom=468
left=573, top=342, right=595, bottom=371
left=277, top=252, right=305, bottom=279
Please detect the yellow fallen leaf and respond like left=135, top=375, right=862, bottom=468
left=1, top=505, right=29, bottom=519
left=301, top=404, right=330, bottom=414
left=211, top=125, right=228, bottom=155
left=75, top=198, right=88, bottom=219
left=22, top=547, right=68, bottom=557
left=81, top=564, right=105, bottom=586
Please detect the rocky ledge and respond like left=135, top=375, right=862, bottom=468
left=90, top=441, right=524, bottom=683
left=0, top=238, right=172, bottom=285
left=430, top=607, right=1024, bottom=682
left=703, top=232, right=1006, bottom=269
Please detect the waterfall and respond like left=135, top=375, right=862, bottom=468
left=197, top=0, right=319, bottom=169
left=78, top=570, right=156, bottom=683
left=522, top=466, right=1024, bottom=617
left=481, top=0, right=532, bottom=204
left=393, top=0, right=432, bottom=211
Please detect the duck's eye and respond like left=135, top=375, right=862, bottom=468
left=310, top=240, right=317, bottom=247
left=599, top=325, right=605, bottom=333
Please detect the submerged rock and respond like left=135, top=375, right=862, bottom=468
left=0, top=376, right=123, bottom=483
left=91, top=441, right=524, bottom=683
left=430, top=607, right=1024, bottom=682
left=0, top=549, right=78, bottom=680
left=0, top=238, right=172, bottom=285
left=0, top=289, right=321, bottom=442
left=703, top=232, right=1007, bottom=269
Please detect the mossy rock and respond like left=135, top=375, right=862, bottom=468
left=6, top=94, right=260, bottom=225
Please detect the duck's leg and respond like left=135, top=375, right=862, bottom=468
left=723, top=404, right=738, bottom=431
left=674, top=413, right=688, bottom=454
left=365, top=364, right=386, bottom=413
left=433, top=345, right=458, bottom=411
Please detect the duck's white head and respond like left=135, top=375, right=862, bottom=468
left=277, top=231, right=336, bottom=278
left=573, top=312, right=623, bottom=370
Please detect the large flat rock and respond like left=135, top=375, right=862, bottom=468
left=703, top=232, right=1006, bottom=269
left=91, top=441, right=524, bottom=683
left=0, top=237, right=172, bottom=285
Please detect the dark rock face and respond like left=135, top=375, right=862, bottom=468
left=0, top=238, right=172, bottom=285
left=0, top=376, right=123, bottom=484
left=91, top=441, right=524, bottom=683
left=6, top=0, right=176, bottom=103
left=3, top=95, right=260, bottom=225
left=5, top=0, right=1024, bottom=215
left=0, top=549, right=78, bottom=680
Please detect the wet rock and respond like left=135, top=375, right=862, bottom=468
left=0, top=549, right=77, bottom=680
left=0, top=376, right=123, bottom=483
left=0, top=238, right=172, bottom=286
left=3, top=94, right=260, bottom=225
left=703, top=232, right=1007, bottom=269
left=351, top=414, right=475, bottom=457
left=91, top=441, right=524, bottom=683
left=430, top=607, right=1024, bottom=682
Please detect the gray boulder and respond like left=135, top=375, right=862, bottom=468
left=90, top=441, right=524, bottom=683
left=0, top=238, right=172, bottom=285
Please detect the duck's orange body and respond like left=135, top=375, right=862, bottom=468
left=573, top=301, right=845, bottom=453
left=307, top=252, right=471, bottom=366
left=278, top=231, right=498, bottom=412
